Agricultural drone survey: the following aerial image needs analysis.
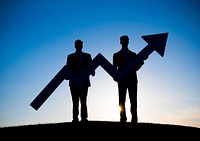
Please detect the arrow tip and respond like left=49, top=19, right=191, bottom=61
left=142, top=32, right=169, bottom=57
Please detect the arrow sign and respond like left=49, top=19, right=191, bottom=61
left=30, top=32, right=168, bottom=110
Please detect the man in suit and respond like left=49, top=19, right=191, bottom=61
left=66, top=39, right=95, bottom=123
left=113, top=35, right=145, bottom=124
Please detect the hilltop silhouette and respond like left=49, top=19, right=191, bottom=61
left=1, top=121, right=199, bottom=139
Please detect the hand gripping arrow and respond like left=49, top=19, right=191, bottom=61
left=30, top=32, right=168, bottom=110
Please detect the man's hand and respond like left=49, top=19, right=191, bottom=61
left=91, top=71, right=95, bottom=76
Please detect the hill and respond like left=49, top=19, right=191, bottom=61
left=1, top=121, right=199, bottom=139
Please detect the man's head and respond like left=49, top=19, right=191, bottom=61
left=120, top=35, right=129, bottom=46
left=75, top=39, right=83, bottom=52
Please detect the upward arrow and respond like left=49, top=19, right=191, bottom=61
left=141, top=32, right=168, bottom=57
left=30, top=32, right=168, bottom=111
left=117, top=32, right=168, bottom=80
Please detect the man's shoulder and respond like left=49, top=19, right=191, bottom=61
left=68, top=53, right=75, bottom=57
left=128, top=50, right=136, bottom=55
left=113, top=49, right=136, bottom=56
left=83, top=52, right=90, bottom=55
left=83, top=52, right=91, bottom=56
left=114, top=50, right=122, bottom=55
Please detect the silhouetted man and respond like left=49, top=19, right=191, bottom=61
left=113, top=35, right=145, bottom=124
left=66, top=39, right=95, bottom=123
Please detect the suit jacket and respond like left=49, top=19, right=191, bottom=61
left=113, top=49, right=143, bottom=84
left=67, top=52, right=92, bottom=87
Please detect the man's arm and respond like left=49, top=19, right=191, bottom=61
left=89, top=54, right=95, bottom=76
left=66, top=54, right=71, bottom=66
left=113, top=53, right=118, bottom=69
left=135, top=60, right=144, bottom=71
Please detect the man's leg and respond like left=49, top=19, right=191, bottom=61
left=70, top=86, right=79, bottom=123
left=80, top=86, right=88, bottom=122
left=118, top=84, right=127, bottom=123
left=128, top=83, right=138, bottom=123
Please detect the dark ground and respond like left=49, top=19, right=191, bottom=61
left=1, top=121, right=199, bottom=139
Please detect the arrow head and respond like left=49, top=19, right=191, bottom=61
left=142, top=32, right=168, bottom=57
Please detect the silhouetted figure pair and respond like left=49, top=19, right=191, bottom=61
left=67, top=36, right=145, bottom=124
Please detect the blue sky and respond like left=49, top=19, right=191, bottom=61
left=0, top=0, right=200, bottom=128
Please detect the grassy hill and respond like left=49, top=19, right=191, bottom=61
left=1, top=121, right=199, bottom=139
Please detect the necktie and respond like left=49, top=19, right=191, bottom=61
left=78, top=53, right=82, bottom=67
left=124, top=50, right=129, bottom=62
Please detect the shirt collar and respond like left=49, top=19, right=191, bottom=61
left=75, top=51, right=83, bottom=54
left=121, top=48, right=129, bottom=52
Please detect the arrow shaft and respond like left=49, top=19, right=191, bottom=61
left=30, top=65, right=67, bottom=110
left=118, top=45, right=154, bottom=81
left=73, top=53, right=119, bottom=86
left=136, top=45, right=154, bottom=61
left=97, top=54, right=118, bottom=80
left=30, top=46, right=155, bottom=110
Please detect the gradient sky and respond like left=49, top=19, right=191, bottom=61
left=0, top=0, right=200, bottom=128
